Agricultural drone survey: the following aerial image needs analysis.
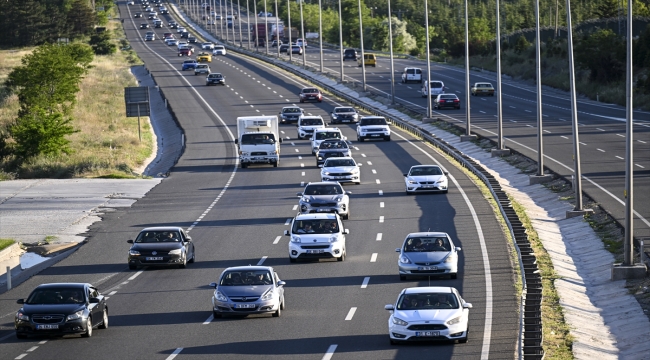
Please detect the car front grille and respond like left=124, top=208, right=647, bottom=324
left=328, top=172, right=353, bottom=176
left=140, top=250, right=170, bottom=256
left=32, top=315, right=65, bottom=324
left=301, top=245, right=330, bottom=249
left=232, top=307, right=259, bottom=312
left=230, top=297, right=260, bottom=302
left=310, top=203, right=337, bottom=207
left=302, top=129, right=315, bottom=133
left=408, top=324, right=447, bottom=331
left=410, top=269, right=446, bottom=273
left=251, top=152, right=267, bottom=156
left=414, top=261, right=442, bottom=265
left=364, top=128, right=384, bottom=132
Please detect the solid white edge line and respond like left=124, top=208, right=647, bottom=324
left=345, top=307, right=357, bottom=320
left=322, top=345, right=338, bottom=360
left=361, top=277, right=370, bottom=288
left=273, top=236, right=282, bottom=244
left=203, top=314, right=214, bottom=325
left=257, top=256, right=268, bottom=265
left=393, top=131, right=493, bottom=359
left=165, top=348, right=183, bottom=360
left=128, top=270, right=144, bottom=281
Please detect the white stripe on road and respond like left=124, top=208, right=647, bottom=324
left=560, top=136, right=569, bottom=139
left=361, top=277, right=370, bottom=288
left=38, top=341, right=47, bottom=345
left=15, top=354, right=27, bottom=360
left=322, top=345, right=338, bottom=360
left=361, top=154, right=367, bottom=157
left=370, top=253, right=378, bottom=262
left=273, top=236, right=282, bottom=244
left=285, top=219, right=292, bottom=225
left=372, top=169, right=377, bottom=174
left=367, top=161, right=372, bottom=165
left=300, top=182, right=305, bottom=186
left=26, top=347, right=38, bottom=352
left=108, top=291, right=117, bottom=296
left=376, top=233, right=383, bottom=241
left=636, top=164, right=645, bottom=168
left=301, top=172, right=305, bottom=176
left=375, top=179, right=381, bottom=184
left=203, top=314, right=214, bottom=324
left=616, top=156, right=624, bottom=160
left=257, top=256, right=268, bottom=265
left=166, top=348, right=183, bottom=360
left=345, top=307, right=357, bottom=320
left=292, top=205, right=298, bottom=211
left=379, top=216, right=384, bottom=223
left=128, top=271, right=144, bottom=281
left=378, top=190, right=383, bottom=195
left=380, top=202, right=384, bottom=208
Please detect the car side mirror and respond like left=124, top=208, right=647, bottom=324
left=384, top=304, right=394, bottom=311
left=127, top=239, right=134, bottom=244
left=279, top=138, right=283, bottom=143
left=284, top=230, right=290, bottom=236
left=342, top=229, right=349, bottom=235
left=277, top=281, right=286, bottom=286
left=17, top=299, right=24, bottom=304
left=234, top=139, right=238, bottom=144
left=185, top=236, right=192, bottom=242
left=296, top=192, right=303, bottom=196
left=89, top=297, right=100, bottom=304
left=444, top=171, right=449, bottom=175
left=346, top=191, right=352, bottom=195
left=456, top=247, right=462, bottom=251
left=209, top=282, right=217, bottom=288
left=395, top=248, right=401, bottom=252
left=318, top=164, right=323, bottom=168
left=403, top=173, right=408, bottom=177
left=463, top=302, right=473, bottom=309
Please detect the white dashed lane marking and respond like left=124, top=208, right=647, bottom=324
left=257, top=256, right=268, bottom=265
left=165, top=348, right=183, bottom=360
left=376, top=233, right=383, bottom=241
left=345, top=307, right=357, bottom=321
left=379, top=216, right=384, bottom=223
left=378, top=190, right=383, bottom=195
left=372, top=169, right=377, bottom=174
left=322, top=345, right=338, bottom=360
left=292, top=205, right=298, bottom=211
left=616, top=156, right=624, bottom=160
left=636, top=164, right=645, bottom=168
left=284, top=218, right=292, bottom=225
left=273, top=236, right=282, bottom=244
left=380, top=202, right=384, bottom=208
left=597, top=149, right=605, bottom=152
left=367, top=161, right=372, bottom=165
left=361, top=277, right=370, bottom=288
left=375, top=179, right=380, bottom=184
left=370, top=253, right=378, bottom=262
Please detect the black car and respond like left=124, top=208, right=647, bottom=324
left=134, top=12, right=143, bottom=18
left=316, top=140, right=352, bottom=167
left=343, top=48, right=358, bottom=61
left=433, top=94, right=461, bottom=109
left=127, top=226, right=196, bottom=269
left=15, top=283, right=108, bottom=339
left=206, top=72, right=226, bottom=86
left=181, top=31, right=190, bottom=38
left=188, top=36, right=197, bottom=43
left=140, top=23, right=149, bottom=29
left=279, top=44, right=290, bottom=53
left=169, top=22, right=178, bottom=29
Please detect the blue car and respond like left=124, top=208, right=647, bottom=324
left=181, top=59, right=198, bottom=71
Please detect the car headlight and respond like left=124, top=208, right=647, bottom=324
left=129, top=249, right=140, bottom=256
left=407, top=180, right=418, bottom=184
left=332, top=115, right=338, bottom=119
left=329, top=235, right=339, bottom=243
left=215, top=291, right=228, bottom=302
left=16, top=311, right=29, bottom=321
left=322, top=171, right=330, bottom=175
left=271, top=150, right=278, bottom=155
left=301, top=197, right=309, bottom=203
left=169, top=248, right=182, bottom=255
left=317, top=156, right=323, bottom=160
left=261, top=289, right=274, bottom=301
left=240, top=151, right=249, bottom=156
left=399, top=255, right=411, bottom=264
left=447, top=316, right=461, bottom=325
left=392, top=317, right=408, bottom=326
left=352, top=168, right=359, bottom=174
left=444, top=254, right=456, bottom=263
left=66, top=310, right=84, bottom=321
left=291, top=236, right=301, bottom=243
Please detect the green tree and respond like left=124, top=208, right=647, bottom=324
left=66, top=0, right=96, bottom=39
left=574, top=29, right=625, bottom=83
left=89, top=32, right=116, bottom=55
left=514, top=35, right=530, bottom=54
left=10, top=108, right=78, bottom=158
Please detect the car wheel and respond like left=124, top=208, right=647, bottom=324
left=129, top=264, right=137, bottom=270
left=289, top=257, right=296, bottom=263
left=213, top=310, right=222, bottom=318
left=443, top=189, right=449, bottom=194
left=399, top=274, right=406, bottom=281
left=16, top=333, right=27, bottom=339
left=299, top=99, right=304, bottom=103
left=337, top=251, right=345, bottom=262
left=241, top=163, right=248, bottom=168
left=451, top=273, right=457, bottom=279
left=98, top=309, right=108, bottom=329
left=81, top=317, right=93, bottom=338
left=358, top=137, right=364, bottom=142
left=188, top=251, right=195, bottom=263
left=405, top=190, right=411, bottom=195
left=272, top=306, right=281, bottom=317
left=280, top=298, right=285, bottom=310
left=459, top=327, right=469, bottom=343
left=343, top=209, right=349, bottom=220
left=384, top=136, right=391, bottom=141
left=390, top=337, right=400, bottom=345
left=179, top=255, right=187, bottom=268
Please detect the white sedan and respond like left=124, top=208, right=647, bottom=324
left=385, top=287, right=471, bottom=344
left=212, top=45, right=227, bottom=56
left=320, top=157, right=360, bottom=185
left=404, top=165, right=448, bottom=194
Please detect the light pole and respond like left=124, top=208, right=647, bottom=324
left=338, top=0, right=344, bottom=82
left=288, top=0, right=293, bottom=61
left=274, top=0, right=280, bottom=56
left=424, top=0, right=432, bottom=117
left=299, top=0, right=306, bottom=67
left=462, top=0, right=474, bottom=140
left=254, top=0, right=260, bottom=50
left=246, top=0, right=251, bottom=49
left=237, top=0, right=243, bottom=47
left=534, top=0, right=545, bottom=175
left=388, top=0, right=395, bottom=104
left=230, top=0, right=236, bottom=44
left=319, top=0, right=323, bottom=72
left=358, top=0, right=366, bottom=91
left=623, top=0, right=634, bottom=265
left=264, top=0, right=269, bottom=53
left=496, top=0, right=504, bottom=150
left=224, top=0, right=229, bottom=42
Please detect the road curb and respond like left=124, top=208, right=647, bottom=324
left=0, top=243, right=20, bottom=263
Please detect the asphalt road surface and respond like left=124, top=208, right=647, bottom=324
left=0, top=3, right=518, bottom=359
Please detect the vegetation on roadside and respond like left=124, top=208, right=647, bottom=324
left=0, top=238, right=16, bottom=252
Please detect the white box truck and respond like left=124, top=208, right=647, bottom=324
left=235, top=116, right=282, bottom=168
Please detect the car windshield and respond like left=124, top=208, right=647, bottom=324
left=315, top=132, right=341, bottom=140
left=302, top=88, right=318, bottom=93
left=440, top=95, right=456, bottom=99
left=183, top=60, right=195, bottom=64
left=303, top=184, right=343, bottom=196
left=197, top=65, right=208, bottom=68
left=477, top=83, right=492, bottom=88
left=283, top=108, right=301, bottom=113
left=292, top=219, right=340, bottom=234
left=208, top=74, right=223, bottom=78
left=335, top=108, right=354, bottom=113
left=135, top=230, right=182, bottom=243
left=319, top=140, right=348, bottom=149
left=324, top=159, right=356, bottom=167
left=360, top=118, right=387, bottom=126
left=396, top=293, right=459, bottom=310
left=240, top=134, right=276, bottom=145
left=220, top=271, right=273, bottom=286
left=26, top=288, right=86, bottom=305
left=430, top=82, right=443, bottom=88
left=301, top=118, right=323, bottom=126
left=409, top=166, right=443, bottom=176
left=403, top=236, right=450, bottom=252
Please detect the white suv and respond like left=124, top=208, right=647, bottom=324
left=310, top=128, right=344, bottom=155
left=284, top=213, right=349, bottom=262
left=357, top=116, right=390, bottom=141
left=297, top=115, right=325, bottom=140
left=401, top=67, right=422, bottom=83
left=422, top=80, right=445, bottom=98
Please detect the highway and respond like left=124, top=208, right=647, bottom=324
left=0, top=2, right=518, bottom=359
left=202, top=0, right=650, bottom=239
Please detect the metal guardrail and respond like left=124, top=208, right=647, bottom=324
left=167, top=3, right=543, bottom=358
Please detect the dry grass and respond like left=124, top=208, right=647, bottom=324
left=0, top=18, right=152, bottom=179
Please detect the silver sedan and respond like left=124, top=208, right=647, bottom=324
left=396, top=232, right=461, bottom=280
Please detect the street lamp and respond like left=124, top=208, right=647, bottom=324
left=246, top=0, right=251, bottom=49
left=338, top=0, right=344, bottom=82
left=264, top=0, right=269, bottom=54
left=288, top=0, right=293, bottom=61
left=274, top=0, right=280, bottom=56
left=388, top=0, right=395, bottom=104
left=424, top=0, right=432, bottom=117
left=299, top=0, right=306, bottom=67
left=358, top=0, right=366, bottom=91
left=254, top=0, right=260, bottom=50
left=370, top=6, right=378, bottom=17
left=237, top=0, right=243, bottom=47
left=319, top=0, right=324, bottom=72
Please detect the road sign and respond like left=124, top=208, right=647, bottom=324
left=124, top=87, right=150, bottom=117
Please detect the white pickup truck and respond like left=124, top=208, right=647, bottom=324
left=235, top=116, right=282, bottom=168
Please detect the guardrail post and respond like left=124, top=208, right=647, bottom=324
left=6, top=266, right=11, bottom=291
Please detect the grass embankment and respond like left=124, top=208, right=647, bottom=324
left=0, top=17, right=152, bottom=179
left=0, top=239, right=16, bottom=252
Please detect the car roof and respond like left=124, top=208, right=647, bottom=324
left=295, top=213, right=339, bottom=220
left=314, top=128, right=340, bottom=132
left=140, top=226, right=185, bottom=232
left=403, top=286, right=454, bottom=294
left=324, top=157, right=355, bottom=162
left=306, top=181, right=343, bottom=186
left=301, top=87, right=318, bottom=91
left=35, top=283, right=88, bottom=289
left=410, top=164, right=441, bottom=169
left=404, top=231, right=449, bottom=238
left=222, top=265, right=273, bottom=273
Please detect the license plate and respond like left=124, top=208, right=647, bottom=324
left=422, top=185, right=434, bottom=188
left=146, top=257, right=163, bottom=261
left=335, top=176, right=345, bottom=179
left=317, top=209, right=329, bottom=212
left=235, top=304, right=256, bottom=309
left=37, top=325, right=59, bottom=330
left=418, top=266, right=438, bottom=270
left=371, top=134, right=380, bottom=137
left=253, top=157, right=264, bottom=160
left=306, top=250, right=324, bottom=254
left=342, top=120, right=350, bottom=122
left=415, top=331, right=439, bottom=337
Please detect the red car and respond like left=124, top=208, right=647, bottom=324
left=178, top=47, right=193, bottom=57
left=299, top=87, right=323, bottom=103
